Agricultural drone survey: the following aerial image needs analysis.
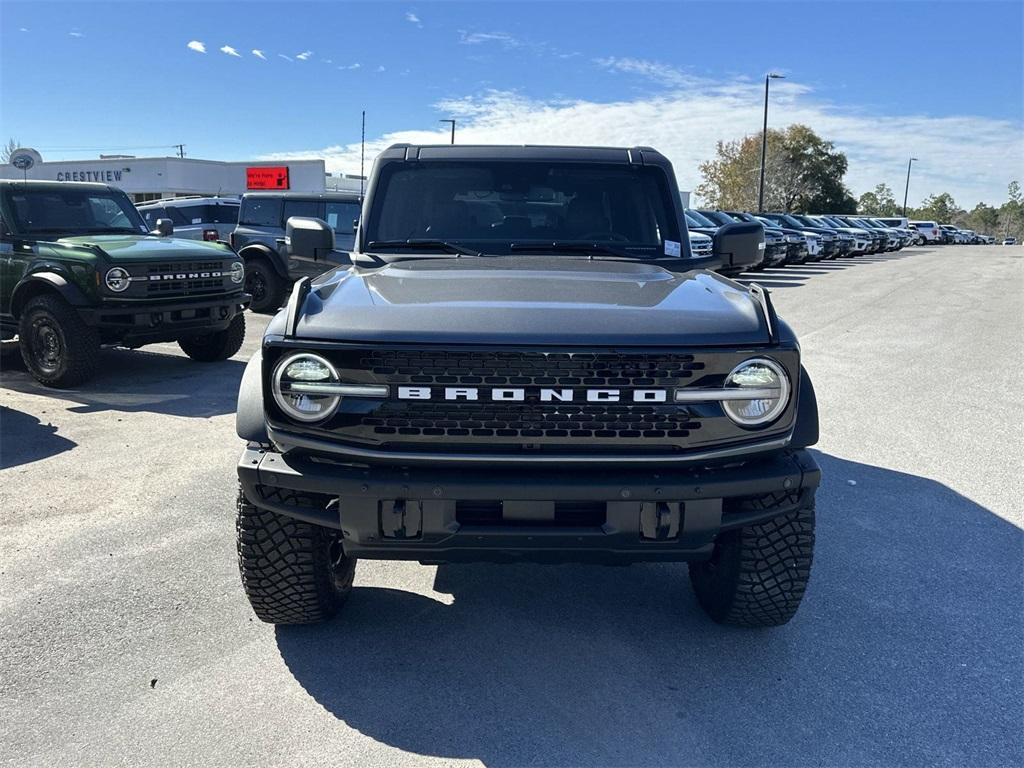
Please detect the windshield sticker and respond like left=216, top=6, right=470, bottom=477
left=664, top=240, right=681, bottom=257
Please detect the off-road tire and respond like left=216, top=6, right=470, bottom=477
left=244, top=258, right=286, bottom=314
left=689, top=496, right=815, bottom=628
left=236, top=489, right=355, bottom=624
left=178, top=313, right=245, bottom=362
left=18, top=293, right=101, bottom=388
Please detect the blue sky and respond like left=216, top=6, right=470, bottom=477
left=1, top=0, right=1022, bottom=206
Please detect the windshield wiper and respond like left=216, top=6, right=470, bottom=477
left=508, top=241, right=644, bottom=259
left=365, top=239, right=482, bottom=257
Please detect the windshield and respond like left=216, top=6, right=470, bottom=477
left=364, top=161, right=679, bottom=256
left=3, top=186, right=148, bottom=236
left=694, top=209, right=735, bottom=226
left=685, top=209, right=717, bottom=228
left=764, top=213, right=806, bottom=229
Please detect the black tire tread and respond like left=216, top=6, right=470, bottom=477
left=178, top=313, right=246, bottom=362
left=689, top=500, right=815, bottom=628
left=236, top=489, right=354, bottom=625
left=18, top=293, right=101, bottom=388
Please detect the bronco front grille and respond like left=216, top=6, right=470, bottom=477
left=362, top=402, right=701, bottom=439
left=145, top=261, right=228, bottom=296
left=359, top=350, right=705, bottom=388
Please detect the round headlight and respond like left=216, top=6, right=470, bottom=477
left=722, top=358, right=790, bottom=426
left=230, top=261, right=245, bottom=284
left=105, top=267, right=131, bottom=292
left=272, top=353, right=341, bottom=422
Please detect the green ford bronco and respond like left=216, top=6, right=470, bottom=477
left=0, top=181, right=250, bottom=387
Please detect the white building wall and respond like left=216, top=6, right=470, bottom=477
left=0, top=156, right=327, bottom=198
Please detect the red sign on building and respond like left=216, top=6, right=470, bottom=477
left=246, top=166, right=290, bottom=190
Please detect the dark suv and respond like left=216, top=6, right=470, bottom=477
left=234, top=144, right=819, bottom=629
left=231, top=191, right=362, bottom=313
left=0, top=181, right=248, bottom=387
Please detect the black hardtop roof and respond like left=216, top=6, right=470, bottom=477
left=0, top=179, right=119, bottom=193
left=379, top=143, right=672, bottom=167
left=240, top=190, right=362, bottom=201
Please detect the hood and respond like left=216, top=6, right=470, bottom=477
left=285, top=256, right=771, bottom=346
left=57, top=234, right=233, bottom=262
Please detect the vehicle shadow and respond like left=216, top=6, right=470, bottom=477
left=0, top=405, right=78, bottom=469
left=274, top=452, right=1023, bottom=767
left=0, top=345, right=245, bottom=418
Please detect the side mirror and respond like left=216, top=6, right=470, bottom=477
left=286, top=216, right=335, bottom=260
left=713, top=222, right=765, bottom=272
left=154, top=218, right=174, bottom=237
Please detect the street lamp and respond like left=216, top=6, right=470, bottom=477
left=757, top=73, right=785, bottom=213
left=439, top=119, right=456, bottom=144
left=902, top=157, right=918, bottom=217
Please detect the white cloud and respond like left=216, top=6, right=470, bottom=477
left=339, top=62, right=361, bottom=70
left=187, top=40, right=206, bottom=54
left=19, top=27, right=29, bottom=32
left=278, top=54, right=293, bottom=62
left=68, top=30, right=84, bottom=38
left=405, top=11, right=421, bottom=24
left=252, top=49, right=266, bottom=60
left=220, top=45, right=241, bottom=57
left=376, top=65, right=386, bottom=73
left=260, top=78, right=1022, bottom=207
left=296, top=50, right=313, bottom=61
left=458, top=30, right=519, bottom=48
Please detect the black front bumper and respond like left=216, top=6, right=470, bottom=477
left=238, top=447, right=820, bottom=564
left=81, top=292, right=250, bottom=344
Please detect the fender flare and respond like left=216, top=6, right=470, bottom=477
left=237, top=244, right=287, bottom=278
left=236, top=349, right=270, bottom=444
left=10, top=271, right=91, bottom=318
left=791, top=365, right=819, bottom=448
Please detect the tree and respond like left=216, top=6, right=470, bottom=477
left=997, top=181, right=1024, bottom=238
left=858, top=184, right=900, bottom=216
left=964, top=202, right=1000, bottom=233
left=917, top=192, right=962, bottom=224
left=1, top=138, right=20, bottom=163
left=697, top=124, right=855, bottom=212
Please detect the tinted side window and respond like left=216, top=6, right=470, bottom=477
left=324, top=202, right=361, bottom=234
left=176, top=204, right=212, bottom=225
left=139, top=207, right=166, bottom=227
left=214, top=204, right=240, bottom=224
left=282, top=200, right=320, bottom=222
left=240, top=198, right=283, bottom=227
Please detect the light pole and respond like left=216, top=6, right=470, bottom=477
left=757, top=73, right=784, bottom=213
left=439, top=119, right=456, bottom=144
left=902, top=157, right=918, bottom=217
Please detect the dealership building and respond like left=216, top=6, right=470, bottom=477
left=0, top=151, right=364, bottom=202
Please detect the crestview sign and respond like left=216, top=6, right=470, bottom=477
left=55, top=169, right=125, bottom=183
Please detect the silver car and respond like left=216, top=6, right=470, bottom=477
left=137, top=197, right=240, bottom=241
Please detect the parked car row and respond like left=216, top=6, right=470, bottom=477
left=908, top=219, right=997, bottom=245
left=685, top=208, right=919, bottom=271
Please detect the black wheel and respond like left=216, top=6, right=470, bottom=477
left=178, top=313, right=245, bottom=362
left=243, top=258, right=286, bottom=314
left=236, top=489, right=355, bottom=625
left=689, top=494, right=815, bottom=627
left=18, top=293, right=101, bottom=388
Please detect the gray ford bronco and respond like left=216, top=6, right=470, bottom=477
left=235, top=145, right=819, bottom=628
left=1, top=181, right=249, bottom=387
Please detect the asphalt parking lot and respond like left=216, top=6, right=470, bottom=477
left=1, top=244, right=1022, bottom=768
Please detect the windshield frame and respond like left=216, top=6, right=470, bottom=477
left=2, top=185, right=149, bottom=238
left=358, top=159, right=684, bottom=260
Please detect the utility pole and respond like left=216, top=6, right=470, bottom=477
left=757, top=73, right=784, bottom=213
left=174, top=144, right=185, bottom=158
left=360, top=110, right=366, bottom=200
left=439, top=119, right=456, bottom=144
left=902, top=157, right=918, bottom=217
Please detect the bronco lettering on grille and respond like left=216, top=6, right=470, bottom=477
left=397, top=386, right=669, bottom=403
